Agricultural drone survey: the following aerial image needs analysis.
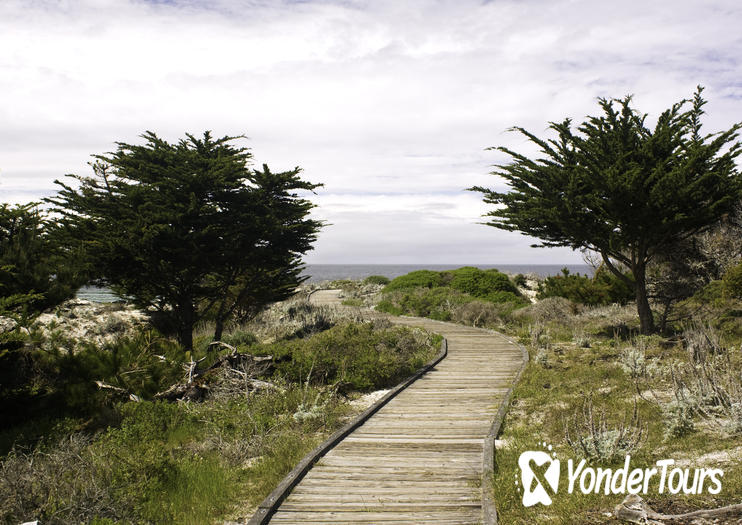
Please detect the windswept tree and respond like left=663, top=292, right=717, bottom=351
left=0, top=203, right=83, bottom=314
left=48, top=131, right=322, bottom=350
left=471, top=87, right=742, bottom=334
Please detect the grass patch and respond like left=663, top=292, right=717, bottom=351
left=492, top=324, right=742, bottom=523
left=1, top=303, right=441, bottom=524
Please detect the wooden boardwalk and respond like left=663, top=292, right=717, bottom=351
left=265, top=290, right=525, bottom=524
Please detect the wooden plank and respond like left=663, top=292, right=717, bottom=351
left=246, top=290, right=526, bottom=525
left=269, top=510, right=481, bottom=522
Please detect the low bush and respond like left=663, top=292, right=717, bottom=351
left=376, top=287, right=469, bottom=320
left=722, top=261, right=742, bottom=299
left=253, top=321, right=440, bottom=392
left=384, top=267, right=521, bottom=302
left=513, top=296, right=577, bottom=324
left=363, top=275, right=390, bottom=286
left=512, top=273, right=528, bottom=288
left=538, top=267, right=633, bottom=305
left=383, top=270, right=444, bottom=291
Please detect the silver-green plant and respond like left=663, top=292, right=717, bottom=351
left=565, top=395, right=645, bottom=462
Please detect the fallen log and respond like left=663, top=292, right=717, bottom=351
left=615, top=494, right=742, bottom=524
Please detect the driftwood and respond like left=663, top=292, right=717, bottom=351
left=615, top=494, right=742, bottom=524
left=154, top=352, right=278, bottom=401
left=94, top=380, right=141, bottom=402
left=95, top=351, right=278, bottom=403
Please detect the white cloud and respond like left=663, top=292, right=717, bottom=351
left=1, top=0, right=741, bottom=262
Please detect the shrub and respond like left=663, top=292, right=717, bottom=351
left=514, top=296, right=576, bottom=324
left=565, top=396, right=645, bottom=462
left=442, top=267, right=520, bottom=299
left=376, top=287, right=474, bottom=320
left=722, top=261, right=742, bottom=299
left=662, top=397, right=696, bottom=439
left=667, top=323, right=742, bottom=431
left=538, top=267, right=633, bottom=305
left=254, top=322, right=440, bottom=392
left=384, top=267, right=521, bottom=301
left=383, top=270, right=444, bottom=291
left=451, top=300, right=504, bottom=327
left=363, top=275, right=390, bottom=286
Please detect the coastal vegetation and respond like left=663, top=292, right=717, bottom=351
left=364, top=263, right=742, bottom=523
left=47, top=131, right=322, bottom=350
left=470, top=87, right=742, bottom=334
left=0, top=297, right=440, bottom=524
left=3, top=85, right=742, bottom=524
left=375, top=267, right=528, bottom=322
left=0, top=131, right=444, bottom=524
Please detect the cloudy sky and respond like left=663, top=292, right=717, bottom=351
left=1, top=0, right=741, bottom=264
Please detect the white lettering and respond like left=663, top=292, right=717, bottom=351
left=643, top=467, right=657, bottom=494
left=627, top=468, right=644, bottom=494
left=656, top=459, right=674, bottom=494
left=611, top=456, right=631, bottom=494
left=567, top=459, right=585, bottom=494
left=706, top=469, right=724, bottom=495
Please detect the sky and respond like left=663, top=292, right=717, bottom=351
left=1, top=0, right=741, bottom=264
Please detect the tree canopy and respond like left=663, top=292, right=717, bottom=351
left=0, top=203, right=83, bottom=315
left=48, top=131, right=322, bottom=350
left=471, top=87, right=742, bottom=333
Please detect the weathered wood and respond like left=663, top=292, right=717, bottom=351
left=247, top=290, right=525, bottom=525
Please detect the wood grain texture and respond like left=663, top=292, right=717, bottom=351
left=255, top=290, right=525, bottom=525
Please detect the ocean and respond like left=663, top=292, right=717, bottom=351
left=303, top=264, right=592, bottom=282
left=75, top=263, right=593, bottom=303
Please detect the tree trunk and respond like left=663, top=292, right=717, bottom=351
left=213, top=317, right=225, bottom=343
left=176, top=302, right=195, bottom=351
left=633, top=264, right=655, bottom=334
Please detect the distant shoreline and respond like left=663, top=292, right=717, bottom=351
left=76, top=263, right=593, bottom=303
left=301, top=263, right=593, bottom=282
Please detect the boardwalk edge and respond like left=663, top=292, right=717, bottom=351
left=245, top=336, right=449, bottom=525
left=482, top=332, right=529, bottom=525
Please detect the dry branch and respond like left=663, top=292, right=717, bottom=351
left=615, top=494, right=742, bottom=524
left=93, top=380, right=140, bottom=402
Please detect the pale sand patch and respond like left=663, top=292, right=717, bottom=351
left=675, top=445, right=742, bottom=467
left=349, top=389, right=391, bottom=411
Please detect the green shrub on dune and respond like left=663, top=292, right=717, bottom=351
left=378, top=267, right=527, bottom=322
left=363, top=275, right=391, bottom=286
left=254, top=322, right=440, bottom=392
left=538, top=267, right=633, bottom=306
left=384, top=267, right=521, bottom=302
left=383, top=270, right=444, bottom=291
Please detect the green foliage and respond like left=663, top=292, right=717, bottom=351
left=384, top=267, right=521, bottom=302
left=47, top=132, right=322, bottom=349
left=363, top=275, right=390, bottom=285
left=513, top=273, right=527, bottom=287
left=0, top=203, right=83, bottom=314
left=538, top=267, right=633, bottom=305
left=255, top=322, right=440, bottom=392
left=377, top=287, right=468, bottom=320
left=722, top=262, right=742, bottom=299
left=383, top=270, right=444, bottom=291
left=446, top=266, right=520, bottom=299
left=0, top=312, right=441, bottom=524
left=471, top=87, right=742, bottom=333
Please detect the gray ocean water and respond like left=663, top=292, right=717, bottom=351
left=76, top=263, right=593, bottom=303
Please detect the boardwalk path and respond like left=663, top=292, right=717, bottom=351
left=262, top=290, right=525, bottom=524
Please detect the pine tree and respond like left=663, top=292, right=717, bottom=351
left=48, top=131, right=322, bottom=350
left=471, top=87, right=742, bottom=334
